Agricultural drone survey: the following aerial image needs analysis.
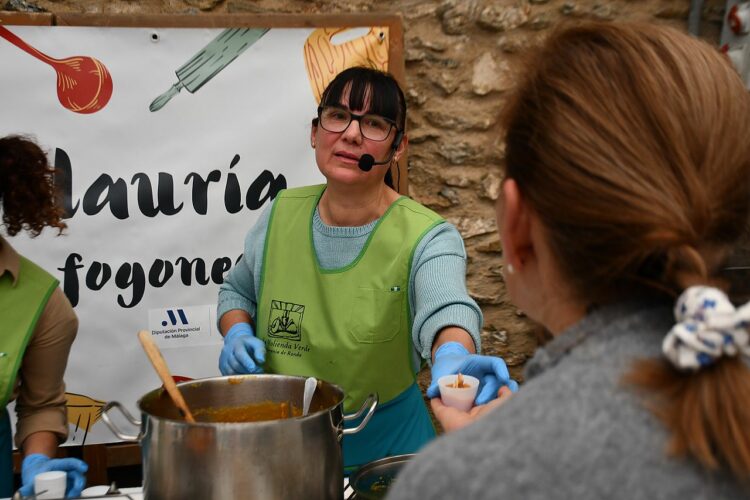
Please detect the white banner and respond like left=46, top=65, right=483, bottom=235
left=0, top=24, right=389, bottom=444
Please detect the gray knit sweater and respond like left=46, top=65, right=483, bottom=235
left=388, top=301, right=749, bottom=499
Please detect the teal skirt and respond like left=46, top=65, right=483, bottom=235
left=342, top=382, right=435, bottom=474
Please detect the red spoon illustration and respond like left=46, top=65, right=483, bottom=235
left=0, top=25, right=113, bottom=114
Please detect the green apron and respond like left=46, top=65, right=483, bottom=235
left=0, top=257, right=58, bottom=495
left=256, top=184, right=442, bottom=468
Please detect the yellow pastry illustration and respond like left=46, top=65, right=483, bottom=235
left=65, top=392, right=106, bottom=445
left=304, top=27, right=389, bottom=103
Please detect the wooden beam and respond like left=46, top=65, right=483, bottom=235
left=54, top=13, right=403, bottom=29
left=0, top=12, right=53, bottom=25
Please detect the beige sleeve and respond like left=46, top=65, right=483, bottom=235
left=13, top=287, right=78, bottom=448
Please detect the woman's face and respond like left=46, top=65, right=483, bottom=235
left=312, top=86, right=401, bottom=187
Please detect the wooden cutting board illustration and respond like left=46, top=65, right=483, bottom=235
left=150, top=27, right=269, bottom=112
left=303, top=27, right=390, bottom=103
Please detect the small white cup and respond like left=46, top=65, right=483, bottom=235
left=34, top=470, right=67, bottom=499
left=437, top=374, right=480, bottom=411
left=81, top=485, right=111, bottom=497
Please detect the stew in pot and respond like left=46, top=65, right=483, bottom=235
left=192, top=401, right=302, bottom=422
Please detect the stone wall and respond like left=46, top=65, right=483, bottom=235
left=2, top=0, right=730, bottom=383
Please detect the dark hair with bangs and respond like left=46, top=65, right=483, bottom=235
left=312, top=67, right=406, bottom=189
left=318, top=66, right=406, bottom=130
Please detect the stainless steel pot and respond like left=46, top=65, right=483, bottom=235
left=102, top=375, right=377, bottom=500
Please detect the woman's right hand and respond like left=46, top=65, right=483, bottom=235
left=218, top=322, right=266, bottom=375
left=19, top=454, right=88, bottom=498
left=431, top=386, right=514, bottom=433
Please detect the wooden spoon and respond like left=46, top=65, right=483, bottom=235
left=137, top=330, right=196, bottom=423
left=0, top=25, right=113, bottom=114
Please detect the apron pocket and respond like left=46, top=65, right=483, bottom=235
left=348, top=287, right=404, bottom=343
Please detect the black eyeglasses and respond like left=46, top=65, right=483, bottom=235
left=317, top=106, right=397, bottom=142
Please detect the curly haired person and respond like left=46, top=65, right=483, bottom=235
left=0, top=135, right=87, bottom=498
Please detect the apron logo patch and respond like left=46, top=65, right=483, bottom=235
left=268, top=300, right=304, bottom=341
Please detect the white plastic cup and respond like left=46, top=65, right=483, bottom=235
left=437, top=374, right=479, bottom=411
left=81, top=485, right=111, bottom=497
left=34, top=470, right=67, bottom=499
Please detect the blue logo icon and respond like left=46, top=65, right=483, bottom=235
left=162, top=309, right=189, bottom=327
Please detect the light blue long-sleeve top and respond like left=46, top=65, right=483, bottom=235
left=218, top=200, right=483, bottom=366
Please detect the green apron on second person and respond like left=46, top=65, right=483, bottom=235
left=0, top=257, right=58, bottom=495
left=256, top=184, right=443, bottom=470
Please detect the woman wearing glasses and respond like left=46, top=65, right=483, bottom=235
left=216, top=67, right=517, bottom=470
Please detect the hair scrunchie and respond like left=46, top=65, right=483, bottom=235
left=663, top=286, right=750, bottom=370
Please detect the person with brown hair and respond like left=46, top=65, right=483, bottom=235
left=388, top=22, right=750, bottom=499
left=0, top=135, right=87, bottom=497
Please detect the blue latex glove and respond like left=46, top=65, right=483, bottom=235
left=427, top=341, right=519, bottom=405
left=19, top=453, right=88, bottom=498
left=218, top=322, right=266, bottom=375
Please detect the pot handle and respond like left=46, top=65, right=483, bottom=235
left=101, top=401, right=142, bottom=442
left=342, top=393, right=378, bottom=435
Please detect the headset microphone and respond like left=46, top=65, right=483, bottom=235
left=357, top=151, right=393, bottom=172
left=357, top=130, right=404, bottom=172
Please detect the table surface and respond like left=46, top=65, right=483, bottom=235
left=1, top=487, right=143, bottom=500
left=4, top=480, right=355, bottom=499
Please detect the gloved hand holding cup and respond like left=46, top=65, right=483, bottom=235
left=19, top=453, right=88, bottom=498
left=427, top=341, right=519, bottom=406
